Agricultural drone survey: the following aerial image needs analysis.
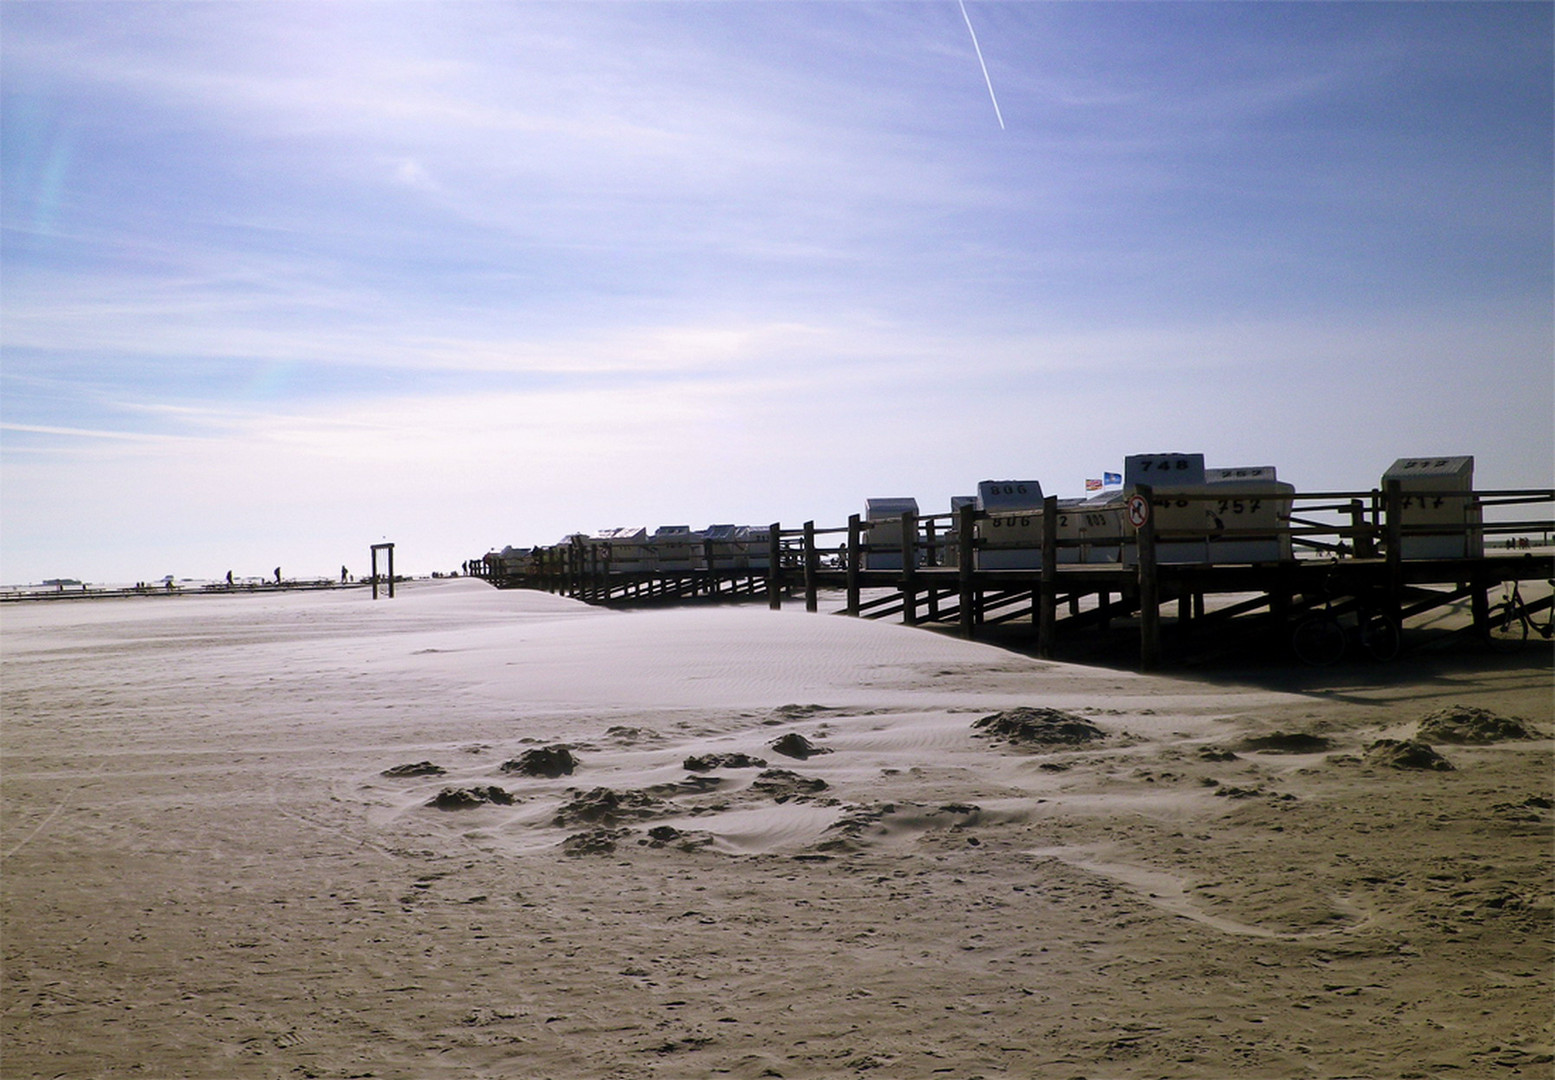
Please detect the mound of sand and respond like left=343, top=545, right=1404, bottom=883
left=500, top=745, right=578, bottom=777
left=769, top=732, right=832, bottom=759
left=642, top=775, right=725, bottom=797
left=381, top=761, right=445, bottom=777
left=683, top=751, right=767, bottom=771
left=643, top=825, right=715, bottom=851
left=972, top=706, right=1105, bottom=744
left=1417, top=705, right=1540, bottom=744
left=604, top=725, right=663, bottom=744
left=1365, top=739, right=1455, bottom=771
left=750, top=768, right=829, bottom=801
left=1239, top=731, right=1333, bottom=753
left=428, top=785, right=514, bottom=809
left=553, top=787, right=666, bottom=827
left=561, top=827, right=630, bottom=856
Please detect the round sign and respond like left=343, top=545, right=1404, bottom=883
left=1126, top=494, right=1150, bottom=529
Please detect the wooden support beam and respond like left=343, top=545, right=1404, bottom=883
left=1350, top=498, right=1375, bottom=559
left=923, top=518, right=940, bottom=620
left=1136, top=484, right=1161, bottom=671
left=900, top=510, right=918, bottom=627
left=846, top=514, right=861, bottom=616
left=768, top=523, right=782, bottom=610
left=958, top=504, right=976, bottom=639
left=1037, top=495, right=1058, bottom=658
left=1471, top=567, right=1492, bottom=640
left=803, top=520, right=818, bottom=612
left=1384, top=479, right=1404, bottom=622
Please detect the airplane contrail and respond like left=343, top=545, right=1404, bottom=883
left=959, top=0, right=1005, bottom=130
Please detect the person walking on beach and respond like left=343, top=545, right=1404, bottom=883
left=274, top=567, right=281, bottom=585
left=226, top=570, right=233, bottom=587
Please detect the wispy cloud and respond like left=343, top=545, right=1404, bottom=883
left=2, top=2, right=1549, bottom=581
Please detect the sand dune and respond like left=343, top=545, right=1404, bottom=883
left=3, top=578, right=1550, bottom=1078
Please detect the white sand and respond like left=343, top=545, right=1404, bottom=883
left=3, top=578, right=1551, bottom=1078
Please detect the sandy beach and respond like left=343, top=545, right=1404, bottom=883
left=2, top=578, right=1550, bottom=1078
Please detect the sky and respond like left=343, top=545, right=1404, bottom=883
left=2, top=1, right=1551, bottom=584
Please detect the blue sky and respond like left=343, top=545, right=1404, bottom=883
left=2, top=1, right=1550, bottom=583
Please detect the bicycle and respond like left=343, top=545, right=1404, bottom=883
left=1290, top=587, right=1401, bottom=665
left=1487, top=579, right=1555, bottom=645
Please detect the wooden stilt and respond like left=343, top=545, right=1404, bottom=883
left=803, top=521, right=818, bottom=612
left=846, top=514, right=861, bottom=615
left=1136, top=484, right=1161, bottom=671
left=1038, top=496, right=1057, bottom=658
left=900, top=511, right=918, bottom=627
left=958, top=504, right=976, bottom=640
left=768, top=523, right=782, bottom=610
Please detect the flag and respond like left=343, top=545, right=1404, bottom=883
left=1104, top=472, right=1122, bottom=486
left=1085, top=478, right=1102, bottom=492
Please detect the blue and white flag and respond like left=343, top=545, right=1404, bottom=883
left=1103, top=472, right=1122, bottom=487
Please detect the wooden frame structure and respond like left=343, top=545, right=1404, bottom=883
left=473, top=483, right=1553, bottom=670
left=370, top=542, right=395, bottom=600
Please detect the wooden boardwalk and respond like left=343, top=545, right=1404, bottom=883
left=475, top=481, right=1554, bottom=670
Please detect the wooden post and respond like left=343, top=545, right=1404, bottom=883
left=1384, top=479, right=1404, bottom=621
left=768, top=523, right=782, bottom=610
left=1350, top=498, right=1374, bottom=559
left=1471, top=568, right=1492, bottom=639
left=924, top=517, right=939, bottom=619
left=1136, top=484, right=1161, bottom=671
left=900, top=511, right=918, bottom=626
left=958, top=504, right=976, bottom=639
left=803, top=520, right=818, bottom=612
left=1268, top=564, right=1292, bottom=649
left=846, top=514, right=861, bottom=616
left=1038, top=496, right=1058, bottom=658
left=371, top=547, right=379, bottom=600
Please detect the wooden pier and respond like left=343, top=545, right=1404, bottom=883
left=474, top=481, right=1554, bottom=670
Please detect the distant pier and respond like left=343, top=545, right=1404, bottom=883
left=474, top=471, right=1554, bottom=671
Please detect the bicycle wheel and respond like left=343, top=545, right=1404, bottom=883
left=1486, top=600, right=1529, bottom=646
left=1292, top=616, right=1346, bottom=665
left=1359, top=612, right=1401, bottom=662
